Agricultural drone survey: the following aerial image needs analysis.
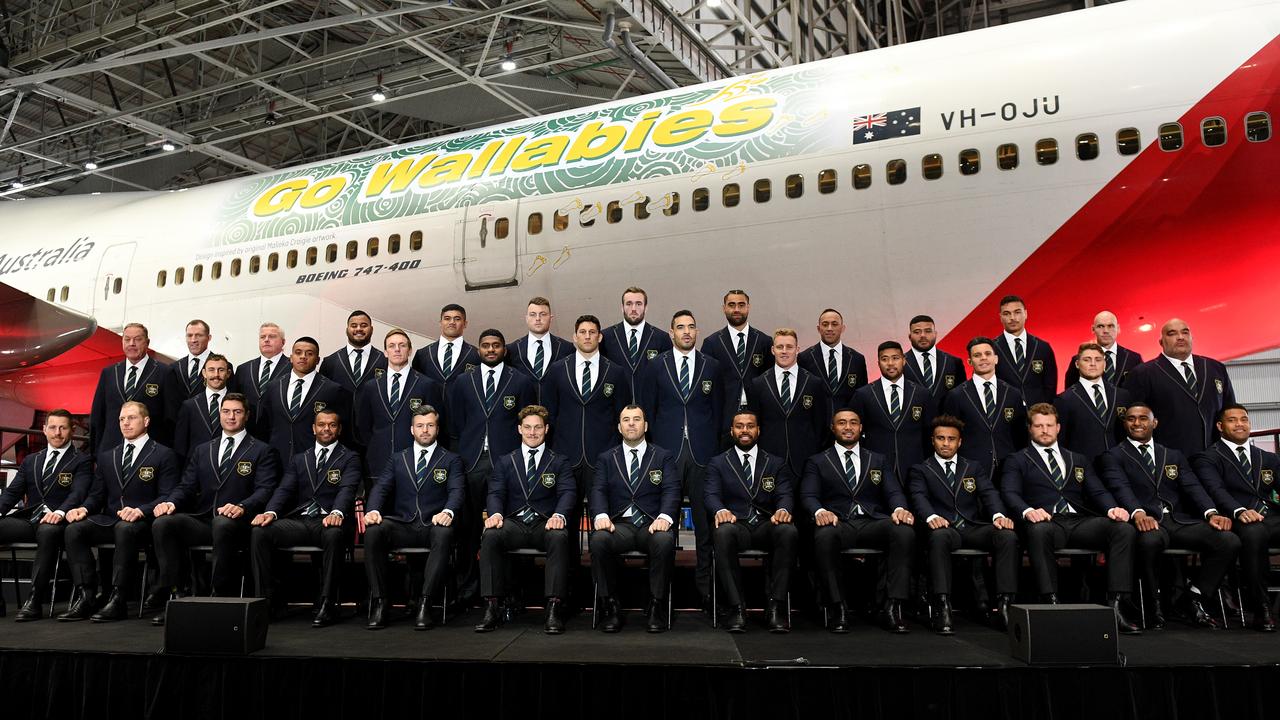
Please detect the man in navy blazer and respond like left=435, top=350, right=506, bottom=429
left=942, top=337, right=1028, bottom=477
left=161, top=319, right=224, bottom=428
left=151, top=394, right=280, bottom=624
left=852, top=342, right=932, bottom=481
left=363, top=406, right=465, bottom=630
left=1099, top=402, right=1238, bottom=629
left=1001, top=403, right=1140, bottom=633
left=0, top=411, right=92, bottom=621
left=701, top=290, right=774, bottom=432
left=637, top=310, right=724, bottom=604
left=1064, top=311, right=1142, bottom=387
left=172, top=354, right=233, bottom=466
left=60, top=402, right=180, bottom=622
left=411, top=303, right=482, bottom=392
left=506, top=296, right=574, bottom=402
left=600, top=287, right=673, bottom=397
left=908, top=415, right=1018, bottom=634
left=89, top=322, right=170, bottom=453
left=706, top=410, right=797, bottom=633
left=1191, top=404, right=1280, bottom=631
left=1124, top=318, right=1236, bottom=456
left=801, top=408, right=915, bottom=634
left=1054, top=343, right=1132, bottom=462
left=589, top=406, right=680, bottom=633
left=233, top=322, right=290, bottom=437
left=475, top=405, right=577, bottom=634
left=354, top=329, right=443, bottom=485
left=258, top=337, right=353, bottom=461
left=993, top=295, right=1057, bottom=407
left=250, top=409, right=361, bottom=627
left=903, top=315, right=966, bottom=413
left=797, top=308, right=868, bottom=412
left=318, top=310, right=388, bottom=395
left=745, top=328, right=830, bottom=477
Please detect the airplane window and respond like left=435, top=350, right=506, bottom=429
left=785, top=174, right=803, bottom=198
left=634, top=197, right=651, bottom=220
left=606, top=202, right=622, bottom=224
left=410, top=230, right=423, bottom=251
left=818, top=169, right=837, bottom=194
left=388, top=234, right=401, bottom=253
left=305, top=248, right=317, bottom=266
left=922, top=153, right=943, bottom=180
left=1116, top=127, right=1141, bottom=156
left=268, top=252, right=279, bottom=271
left=286, top=251, right=297, bottom=269
left=959, top=149, right=980, bottom=175
left=528, top=213, right=543, bottom=235
left=212, top=261, right=222, bottom=279
left=113, top=278, right=123, bottom=294
left=723, top=183, right=740, bottom=207
left=886, top=159, right=907, bottom=185
left=754, top=179, right=771, bottom=203
left=193, top=264, right=203, bottom=282
left=231, top=259, right=242, bottom=277
left=496, top=217, right=511, bottom=237
left=853, top=164, right=872, bottom=189
left=553, top=210, right=569, bottom=231
left=1201, top=117, right=1226, bottom=147
left=1036, top=139, right=1058, bottom=165
left=1076, top=133, right=1100, bottom=160
left=1159, top=123, right=1183, bottom=151
left=345, top=241, right=357, bottom=260
left=60, top=286, right=68, bottom=302
left=175, top=267, right=185, bottom=285
left=693, top=187, right=710, bottom=211
left=325, top=244, right=337, bottom=263
left=46, top=289, right=55, bottom=301
left=366, top=238, right=379, bottom=257
left=249, top=256, right=260, bottom=274
left=157, top=271, right=167, bottom=288
left=663, top=192, right=680, bottom=216
left=1246, top=112, right=1271, bottom=142
left=996, top=144, right=1019, bottom=170
left=580, top=207, right=595, bottom=228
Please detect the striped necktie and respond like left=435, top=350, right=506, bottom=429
left=189, top=357, right=200, bottom=383
left=843, top=450, right=857, bottom=487
left=827, top=348, right=839, bottom=390
left=442, top=342, right=454, bottom=376
left=780, top=370, right=792, bottom=411
left=484, top=369, right=496, bottom=408
left=735, top=332, right=747, bottom=370
left=317, top=446, right=330, bottom=468
left=208, top=393, right=220, bottom=424
left=390, top=372, right=401, bottom=406
left=1091, top=383, right=1106, bottom=417
left=43, top=450, right=59, bottom=481
left=1138, top=443, right=1157, bottom=475
left=889, top=382, right=902, bottom=422
left=1014, top=337, right=1025, bottom=368
left=1237, top=445, right=1252, bottom=475
left=289, top=378, right=304, bottom=414
left=526, top=449, right=538, bottom=484
left=921, top=352, right=934, bottom=389
left=1104, top=350, right=1115, bottom=382
left=416, top=449, right=429, bottom=487
left=125, top=365, right=139, bottom=397
left=533, top=340, right=545, bottom=379
left=581, top=360, right=592, bottom=396
left=1181, top=361, right=1197, bottom=392
left=1045, top=448, right=1069, bottom=514
left=218, top=437, right=235, bottom=472
left=121, top=443, right=135, bottom=475
left=351, top=348, right=364, bottom=379
left=678, top=355, right=691, bottom=401
left=258, top=359, right=272, bottom=392
left=628, top=329, right=640, bottom=364
left=983, top=381, right=996, bottom=419
left=628, top=448, right=641, bottom=490
left=945, top=460, right=956, bottom=490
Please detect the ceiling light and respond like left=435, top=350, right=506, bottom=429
left=501, top=56, right=516, bottom=71
left=84, top=161, right=98, bottom=170
left=707, top=0, right=722, bottom=7
left=371, top=88, right=387, bottom=103
left=11, top=181, right=23, bottom=189
left=162, top=141, right=176, bottom=152
left=1137, top=323, right=1153, bottom=333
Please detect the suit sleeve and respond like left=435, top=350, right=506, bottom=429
left=144, top=452, right=182, bottom=516
left=445, top=454, right=466, bottom=516
left=881, top=463, right=908, bottom=512
left=775, top=462, right=796, bottom=513
left=588, top=449, right=611, bottom=519
left=242, top=446, right=281, bottom=514
left=82, top=461, right=107, bottom=515
left=552, top=456, right=578, bottom=518
left=426, top=380, right=447, bottom=449
left=907, top=464, right=936, bottom=520
left=162, top=365, right=186, bottom=429
left=658, top=451, right=681, bottom=520
left=60, top=457, right=95, bottom=513
left=352, top=384, right=372, bottom=449
left=1173, top=452, right=1215, bottom=516
left=541, top=372, right=562, bottom=443
left=486, top=457, right=508, bottom=517
left=446, top=381, right=467, bottom=450
left=265, top=458, right=297, bottom=515
left=0, top=459, right=30, bottom=515
left=973, top=462, right=1005, bottom=517
left=636, top=362, right=657, bottom=420
left=1191, top=452, right=1241, bottom=516
left=366, top=456, right=395, bottom=514
left=169, top=451, right=200, bottom=510
left=1042, top=349, right=1058, bottom=402
left=704, top=457, right=726, bottom=514
left=174, top=402, right=192, bottom=462
left=1097, top=451, right=1140, bottom=514
left=89, top=368, right=109, bottom=455
left=799, top=456, right=823, bottom=516
left=1081, top=463, right=1119, bottom=513
left=332, top=453, right=361, bottom=515
left=1000, top=455, right=1030, bottom=516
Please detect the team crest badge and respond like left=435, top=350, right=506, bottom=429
left=1263, top=470, right=1275, bottom=485
left=541, top=473, right=557, bottom=488
left=1164, top=464, right=1179, bottom=480
left=1003, top=408, right=1014, bottom=422
left=465, top=363, right=477, bottom=372
left=603, top=383, right=614, bottom=397
left=409, top=398, right=422, bottom=411
left=433, top=469, right=448, bottom=484
left=313, top=401, right=327, bottom=413
left=57, top=472, right=73, bottom=487
left=752, top=354, right=763, bottom=368
left=646, top=349, right=658, bottom=360
left=1031, top=360, right=1044, bottom=374
left=802, top=395, right=813, bottom=410
left=702, top=380, right=713, bottom=395
left=1073, top=467, right=1085, bottom=483
left=944, top=374, right=956, bottom=389
left=237, top=461, right=252, bottom=476
left=138, top=466, right=155, bottom=482
left=649, top=470, right=663, bottom=485
left=503, top=395, right=516, bottom=410
left=144, top=383, right=159, bottom=397
left=847, top=374, right=858, bottom=388
left=962, top=477, right=976, bottom=493
left=1215, top=379, right=1224, bottom=394
left=374, top=368, right=384, bottom=379
left=1116, top=406, right=1127, bottom=418
left=870, top=469, right=882, bottom=485
left=761, top=476, right=776, bottom=492
left=911, top=406, right=923, bottom=422
left=326, top=469, right=342, bottom=484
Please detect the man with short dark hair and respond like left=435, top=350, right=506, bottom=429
left=798, top=309, right=868, bottom=411
left=163, top=319, right=224, bottom=428
left=354, top=329, right=443, bottom=486
left=412, top=303, right=481, bottom=390
left=234, top=323, right=290, bottom=436
left=258, top=337, right=352, bottom=461
left=702, top=290, right=773, bottom=431
left=903, top=315, right=966, bottom=414
left=993, top=296, right=1057, bottom=406
left=507, top=296, right=574, bottom=402
left=1064, top=311, right=1142, bottom=387
left=1054, top=343, right=1132, bottom=462
left=319, top=310, right=387, bottom=394
left=852, top=341, right=932, bottom=481
left=942, top=337, right=1027, bottom=475
left=601, top=287, right=672, bottom=397
left=90, top=323, right=169, bottom=452
left=173, top=353, right=233, bottom=466
left=746, top=328, right=829, bottom=476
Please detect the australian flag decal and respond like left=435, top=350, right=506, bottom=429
left=852, top=107, right=921, bottom=145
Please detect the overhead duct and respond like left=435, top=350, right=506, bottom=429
left=601, top=9, right=678, bottom=91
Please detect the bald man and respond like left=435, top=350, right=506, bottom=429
left=1064, top=311, right=1143, bottom=387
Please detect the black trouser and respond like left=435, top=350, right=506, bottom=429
left=64, top=519, right=150, bottom=590
left=364, top=519, right=454, bottom=601
left=480, top=518, right=571, bottom=599
left=0, top=516, right=65, bottom=602
left=250, top=516, right=350, bottom=602
left=153, top=513, right=250, bottom=595
left=1136, top=516, right=1241, bottom=598
left=455, top=451, right=493, bottom=600
left=1022, top=514, right=1135, bottom=595
left=813, top=517, right=914, bottom=603
left=712, top=519, right=797, bottom=608
left=678, top=444, right=712, bottom=599
left=925, top=523, right=1019, bottom=596
left=589, top=522, right=676, bottom=600
left=1232, top=513, right=1280, bottom=606
left=569, top=462, right=596, bottom=552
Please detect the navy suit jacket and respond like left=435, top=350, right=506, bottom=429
left=745, top=367, right=830, bottom=476
left=506, top=334, right=574, bottom=402
left=800, top=446, right=905, bottom=519
left=367, top=445, right=465, bottom=523
left=701, top=326, right=774, bottom=423
left=264, top=444, right=361, bottom=517
left=354, top=368, right=443, bottom=477
left=162, top=356, right=224, bottom=430
left=797, top=343, right=868, bottom=411
left=588, top=443, right=680, bottom=523
left=90, top=359, right=171, bottom=453
left=173, top=394, right=221, bottom=466
left=84, top=440, right=180, bottom=524
left=411, top=340, right=481, bottom=395
left=487, top=447, right=577, bottom=519
left=1123, top=356, right=1236, bottom=455
left=319, top=346, right=388, bottom=395
left=448, top=364, right=537, bottom=472
left=0, top=446, right=92, bottom=518
left=1053, top=381, right=1132, bottom=462
left=232, top=356, right=290, bottom=438
left=637, top=351, right=724, bottom=466
left=705, top=447, right=794, bottom=517
left=600, top=322, right=673, bottom=397
left=994, top=333, right=1058, bottom=407
left=169, top=435, right=280, bottom=515
left=851, top=380, right=933, bottom=481
left=941, top=380, right=1028, bottom=471
left=258, top=374, right=353, bottom=462
left=1192, top=441, right=1280, bottom=518
left=1099, top=441, right=1211, bottom=524
left=1065, top=345, right=1142, bottom=387
left=908, top=455, right=1004, bottom=525
left=543, top=355, right=632, bottom=469
left=1000, top=445, right=1117, bottom=517
left=904, top=348, right=967, bottom=413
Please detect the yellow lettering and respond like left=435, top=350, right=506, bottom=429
left=365, top=155, right=437, bottom=197
left=467, top=140, right=505, bottom=179
left=651, top=110, right=713, bottom=147
left=490, top=136, right=527, bottom=175
left=565, top=120, right=626, bottom=163
left=252, top=179, right=309, bottom=217
left=299, top=177, right=347, bottom=209
left=712, top=98, right=778, bottom=138
left=623, top=111, right=663, bottom=152
left=417, top=154, right=473, bottom=189
left=510, top=136, right=570, bottom=172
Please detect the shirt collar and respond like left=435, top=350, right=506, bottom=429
left=1220, top=437, right=1251, bottom=453
left=347, top=344, right=370, bottom=357
left=414, top=441, right=438, bottom=454
left=205, top=386, right=226, bottom=401
left=221, top=428, right=247, bottom=444
left=522, top=442, right=546, bottom=455
left=260, top=353, right=281, bottom=365
left=821, top=341, right=843, bottom=353
left=673, top=347, right=696, bottom=360
left=188, top=349, right=211, bottom=364
left=728, top=323, right=752, bottom=337
left=1003, top=330, right=1027, bottom=344
left=624, top=320, right=645, bottom=331
left=126, top=356, right=149, bottom=372
left=1078, top=377, right=1105, bottom=392
left=291, top=368, right=318, bottom=382
left=1033, top=441, right=1063, bottom=456
left=880, top=375, right=903, bottom=391
left=387, top=362, right=409, bottom=374
left=124, top=434, right=150, bottom=450
left=737, top=444, right=758, bottom=463
left=1163, top=353, right=1194, bottom=368
left=576, top=350, right=598, bottom=363
left=527, top=332, right=549, bottom=344
left=1128, top=437, right=1155, bottom=451
left=482, top=361, right=505, bottom=375
left=623, top=440, right=647, bottom=457
left=1098, top=342, right=1117, bottom=353
left=934, top=453, right=957, bottom=467
left=972, top=374, right=997, bottom=388
left=835, top=442, right=860, bottom=457
left=315, top=440, right=338, bottom=456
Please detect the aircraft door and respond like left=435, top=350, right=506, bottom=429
left=93, top=242, right=136, bottom=330
left=459, top=202, right=519, bottom=290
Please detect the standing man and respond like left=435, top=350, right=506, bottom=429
left=1124, top=319, right=1236, bottom=456
left=1054, top=343, right=1132, bottom=462
left=993, top=296, right=1057, bottom=407
left=447, top=329, right=536, bottom=606
left=746, top=328, right=829, bottom=477
left=0, top=410, right=92, bottom=621
left=1000, top=403, right=1140, bottom=633
left=60, top=402, right=181, bottom=622
left=852, top=341, right=932, bottom=481
left=474, top=406, right=577, bottom=634
left=600, top=287, right=672, bottom=397
left=90, top=322, right=169, bottom=453
left=705, top=411, right=797, bottom=633
left=798, top=308, right=868, bottom=412
left=903, top=315, right=967, bottom=414
left=250, top=409, right=361, bottom=626
left=163, top=320, right=221, bottom=427
left=354, top=329, right=443, bottom=486
left=507, top=296, right=574, bottom=402
left=151, top=394, right=280, bottom=624
left=319, top=310, right=387, bottom=395
left=233, top=322, right=290, bottom=435
left=701, top=290, right=774, bottom=430
left=363, top=406, right=465, bottom=630
left=1065, top=311, right=1143, bottom=387
left=637, top=310, right=724, bottom=606
left=942, top=337, right=1028, bottom=476
left=258, top=337, right=352, bottom=462
left=412, top=304, right=481, bottom=391
left=173, top=353, right=233, bottom=466
left=588, top=405, right=680, bottom=633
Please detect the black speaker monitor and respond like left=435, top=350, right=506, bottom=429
left=1008, top=603, right=1118, bottom=665
left=164, top=597, right=268, bottom=655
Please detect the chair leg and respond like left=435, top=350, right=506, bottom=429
left=667, top=580, right=673, bottom=630
left=591, top=581, right=599, bottom=629
left=711, top=554, right=718, bottom=629
left=11, top=547, right=23, bottom=605
left=49, top=552, right=62, bottom=612
left=138, top=556, right=150, bottom=619
left=1137, top=577, right=1147, bottom=630
left=1218, top=587, right=1230, bottom=629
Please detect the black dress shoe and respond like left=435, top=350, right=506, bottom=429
left=1253, top=603, right=1276, bottom=632
left=475, top=597, right=502, bottom=632
left=1041, top=593, right=1059, bottom=605
left=366, top=598, right=387, bottom=630
left=829, top=603, right=850, bottom=634
left=414, top=597, right=434, bottom=630
left=646, top=599, right=667, bottom=633
left=995, top=594, right=1013, bottom=631
left=90, top=588, right=128, bottom=623
left=882, top=600, right=909, bottom=634
left=724, top=605, right=747, bottom=633
left=1183, top=594, right=1221, bottom=629
left=544, top=597, right=566, bottom=635
left=1109, top=594, right=1141, bottom=635
left=14, top=596, right=43, bottom=622
left=58, top=587, right=98, bottom=622
left=766, top=600, right=789, bottom=634
left=141, top=589, right=170, bottom=615
left=312, top=598, right=336, bottom=627
left=933, top=595, right=954, bottom=635
left=599, top=598, right=622, bottom=633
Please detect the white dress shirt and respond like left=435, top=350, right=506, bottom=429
left=346, top=344, right=372, bottom=373
left=1003, top=330, right=1028, bottom=356
left=821, top=342, right=844, bottom=379
left=971, top=374, right=998, bottom=413
left=413, top=441, right=453, bottom=516
left=773, top=363, right=799, bottom=404
left=217, top=428, right=248, bottom=458
left=574, top=352, right=601, bottom=394
left=594, top=440, right=675, bottom=526
left=1026, top=441, right=1074, bottom=516
left=880, top=376, right=905, bottom=405
left=204, top=387, right=226, bottom=414
left=185, top=349, right=211, bottom=378
left=287, top=369, right=319, bottom=403
left=729, top=324, right=753, bottom=404
left=912, top=348, right=936, bottom=383
left=314, top=440, right=343, bottom=518
left=437, top=337, right=463, bottom=369
left=385, top=364, right=409, bottom=404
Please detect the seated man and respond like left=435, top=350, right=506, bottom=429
left=908, top=415, right=1018, bottom=634
left=475, top=405, right=576, bottom=635
left=0, top=410, right=92, bottom=621
left=706, top=410, right=797, bottom=634
left=60, top=401, right=180, bottom=622
left=1001, top=403, right=1141, bottom=633
left=249, top=409, right=361, bottom=627
left=588, top=405, right=679, bottom=633
left=1099, top=402, right=1239, bottom=629
left=151, top=393, right=280, bottom=625
left=801, top=408, right=915, bottom=634
left=363, top=406, right=464, bottom=630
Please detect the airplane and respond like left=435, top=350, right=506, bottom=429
left=0, top=0, right=1276, bottom=432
